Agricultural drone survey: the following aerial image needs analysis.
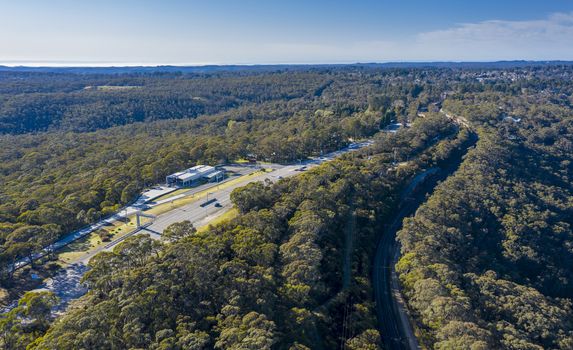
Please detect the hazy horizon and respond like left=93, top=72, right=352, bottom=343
left=1, top=59, right=571, bottom=68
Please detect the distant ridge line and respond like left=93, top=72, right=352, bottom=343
left=1, top=60, right=573, bottom=74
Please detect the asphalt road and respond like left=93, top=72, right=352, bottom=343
left=74, top=143, right=373, bottom=267
left=373, top=170, right=437, bottom=350
left=12, top=141, right=372, bottom=315
left=373, top=126, right=477, bottom=350
left=125, top=140, right=373, bottom=238
left=11, top=184, right=180, bottom=270
left=143, top=164, right=309, bottom=234
left=17, top=141, right=372, bottom=271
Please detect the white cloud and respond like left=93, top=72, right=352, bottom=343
left=259, top=12, right=573, bottom=63
left=409, top=12, right=573, bottom=61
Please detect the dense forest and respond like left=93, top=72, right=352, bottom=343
left=0, top=67, right=433, bottom=283
left=397, top=88, right=573, bottom=348
left=4, top=113, right=470, bottom=349
left=1, top=64, right=573, bottom=349
left=0, top=69, right=435, bottom=134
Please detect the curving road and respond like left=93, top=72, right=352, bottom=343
left=373, top=170, right=437, bottom=350
left=373, top=125, right=477, bottom=349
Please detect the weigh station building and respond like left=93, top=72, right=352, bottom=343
left=166, top=165, right=224, bottom=187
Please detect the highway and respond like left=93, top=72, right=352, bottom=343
left=7, top=140, right=372, bottom=314
left=104, top=140, right=373, bottom=244
left=144, top=166, right=292, bottom=234
left=10, top=165, right=265, bottom=270
left=78, top=164, right=294, bottom=261
left=19, top=140, right=372, bottom=270
left=140, top=159, right=337, bottom=234
left=70, top=142, right=372, bottom=267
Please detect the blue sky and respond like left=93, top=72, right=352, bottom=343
left=1, top=0, right=573, bottom=65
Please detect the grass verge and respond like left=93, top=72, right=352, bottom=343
left=197, top=208, right=238, bottom=233
left=57, top=218, right=142, bottom=265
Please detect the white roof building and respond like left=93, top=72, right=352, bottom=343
left=166, top=165, right=222, bottom=187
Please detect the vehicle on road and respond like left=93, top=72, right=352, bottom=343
left=214, top=202, right=222, bottom=208
left=200, top=198, right=217, bottom=207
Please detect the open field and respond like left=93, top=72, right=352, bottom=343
left=93, top=85, right=142, bottom=91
